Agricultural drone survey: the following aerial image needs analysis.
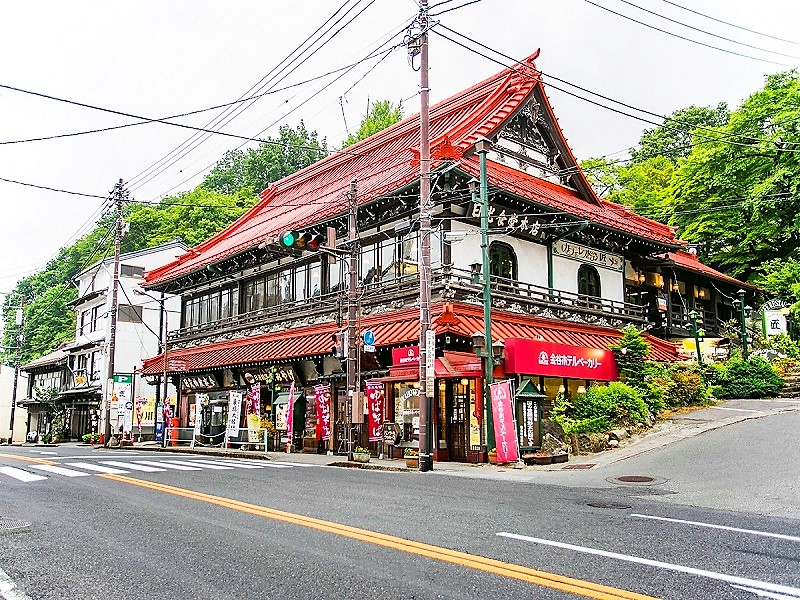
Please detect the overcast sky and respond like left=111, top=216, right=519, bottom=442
left=1, top=0, right=798, bottom=298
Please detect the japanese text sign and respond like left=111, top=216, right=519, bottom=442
left=392, top=346, right=420, bottom=366
left=286, top=381, right=296, bottom=446
left=490, top=380, right=519, bottom=463
left=227, top=391, right=242, bottom=436
left=365, top=380, right=385, bottom=442
left=315, top=384, right=332, bottom=441
left=504, top=338, right=619, bottom=381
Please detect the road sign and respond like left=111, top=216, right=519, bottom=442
left=363, top=344, right=376, bottom=353
left=363, top=330, right=375, bottom=345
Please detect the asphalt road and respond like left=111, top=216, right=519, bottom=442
left=0, top=410, right=798, bottom=600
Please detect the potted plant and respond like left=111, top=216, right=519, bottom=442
left=352, top=446, right=371, bottom=463
left=488, top=448, right=498, bottom=465
left=404, top=448, right=419, bottom=469
left=531, top=451, right=553, bottom=465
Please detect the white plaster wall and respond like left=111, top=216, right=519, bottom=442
left=448, top=222, right=548, bottom=288
left=552, top=255, right=624, bottom=302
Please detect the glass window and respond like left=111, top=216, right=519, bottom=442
left=80, top=310, right=89, bottom=335
left=91, top=306, right=100, bottom=330
left=197, top=296, right=209, bottom=323
left=431, top=233, right=442, bottom=267
left=278, top=269, right=293, bottom=304
left=208, top=291, right=220, bottom=322
left=329, top=260, right=342, bottom=294
left=400, top=233, right=418, bottom=275
left=295, top=264, right=308, bottom=301
left=308, top=263, right=321, bottom=297
left=360, top=243, right=377, bottom=285
left=266, top=274, right=278, bottom=307
left=380, top=239, right=397, bottom=281
left=120, top=264, right=145, bottom=278
left=489, top=242, right=517, bottom=280
left=578, top=264, right=601, bottom=297
left=118, top=304, right=143, bottom=323
left=542, top=377, right=565, bottom=402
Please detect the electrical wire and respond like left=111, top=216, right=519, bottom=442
left=657, top=0, right=800, bottom=47
left=614, top=0, right=800, bottom=60
left=580, top=0, right=795, bottom=67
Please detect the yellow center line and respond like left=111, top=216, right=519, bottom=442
left=0, top=452, right=58, bottom=466
left=99, top=473, right=658, bottom=600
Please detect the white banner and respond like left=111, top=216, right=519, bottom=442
left=194, top=394, right=207, bottom=436
left=227, top=391, right=242, bottom=436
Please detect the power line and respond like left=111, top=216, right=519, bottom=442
left=435, top=25, right=800, bottom=151
left=429, top=0, right=483, bottom=17
left=0, top=176, right=109, bottom=199
left=658, top=0, right=800, bottom=47
left=128, top=0, right=381, bottom=192
left=0, top=48, right=406, bottom=147
left=580, top=0, right=795, bottom=67
left=615, top=0, right=800, bottom=60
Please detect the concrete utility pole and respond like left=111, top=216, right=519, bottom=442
left=104, top=179, right=125, bottom=445
left=8, top=298, right=24, bottom=444
left=417, top=0, right=433, bottom=472
left=346, top=179, right=359, bottom=460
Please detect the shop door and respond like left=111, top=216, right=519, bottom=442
left=449, top=382, right=468, bottom=462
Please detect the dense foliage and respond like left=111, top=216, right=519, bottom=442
left=709, top=357, right=784, bottom=399
left=582, top=71, right=800, bottom=314
left=341, top=100, right=403, bottom=149
left=550, top=382, right=649, bottom=435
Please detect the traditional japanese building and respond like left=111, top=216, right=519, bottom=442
left=141, top=53, right=752, bottom=462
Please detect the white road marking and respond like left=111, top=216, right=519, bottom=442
left=30, top=451, right=58, bottom=455
left=160, top=460, right=232, bottom=470
left=630, top=514, right=800, bottom=543
left=0, top=565, right=34, bottom=600
left=31, top=465, right=90, bottom=478
left=100, top=461, right=166, bottom=472
left=215, top=459, right=265, bottom=468
left=188, top=459, right=258, bottom=469
left=731, top=584, right=800, bottom=599
left=65, top=462, right=129, bottom=474
left=497, top=532, right=800, bottom=598
left=710, top=406, right=764, bottom=413
left=267, top=461, right=314, bottom=467
left=0, top=467, right=47, bottom=482
left=136, top=460, right=202, bottom=471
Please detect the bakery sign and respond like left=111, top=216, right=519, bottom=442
left=504, top=338, right=619, bottom=381
left=552, top=240, right=624, bottom=272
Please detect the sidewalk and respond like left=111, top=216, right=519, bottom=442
left=24, top=397, right=800, bottom=479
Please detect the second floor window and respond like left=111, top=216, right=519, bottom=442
left=489, top=242, right=517, bottom=280
left=578, top=264, right=601, bottom=298
left=120, top=265, right=145, bottom=278
left=118, top=305, right=143, bottom=323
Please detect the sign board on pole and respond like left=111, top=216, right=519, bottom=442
left=363, top=330, right=375, bottom=346
left=226, top=391, right=242, bottom=437
left=490, top=380, right=520, bottom=463
left=194, top=394, right=206, bottom=436
left=425, top=330, right=435, bottom=397
left=113, top=374, right=133, bottom=434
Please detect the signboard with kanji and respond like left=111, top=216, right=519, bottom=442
left=504, top=338, right=619, bottom=381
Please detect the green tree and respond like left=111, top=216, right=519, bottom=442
left=203, top=121, right=327, bottom=196
left=669, top=71, right=800, bottom=280
left=341, top=100, right=403, bottom=148
left=630, top=103, right=729, bottom=164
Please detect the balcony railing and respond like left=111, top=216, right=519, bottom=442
left=168, top=265, right=646, bottom=344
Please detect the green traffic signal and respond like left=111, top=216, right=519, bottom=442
left=280, top=230, right=298, bottom=248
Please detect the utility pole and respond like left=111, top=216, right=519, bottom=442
left=346, top=179, right=359, bottom=461
left=104, top=179, right=125, bottom=445
left=8, top=298, right=24, bottom=444
left=416, top=0, right=433, bottom=472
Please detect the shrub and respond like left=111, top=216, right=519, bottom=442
left=610, top=326, right=650, bottom=387
left=763, top=333, right=800, bottom=359
left=715, top=357, right=784, bottom=398
left=572, top=382, right=649, bottom=427
left=662, top=364, right=710, bottom=407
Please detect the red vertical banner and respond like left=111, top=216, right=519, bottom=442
left=286, top=381, right=295, bottom=449
left=365, top=380, right=384, bottom=442
left=246, top=383, right=260, bottom=414
left=490, top=380, right=519, bottom=463
left=315, top=384, right=332, bottom=441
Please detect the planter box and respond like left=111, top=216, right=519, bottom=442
left=552, top=453, right=569, bottom=463
left=533, top=454, right=553, bottom=465
left=405, top=457, right=419, bottom=469
left=488, top=452, right=498, bottom=465
left=352, top=452, right=370, bottom=464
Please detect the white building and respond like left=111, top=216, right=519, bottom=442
left=23, top=241, right=186, bottom=441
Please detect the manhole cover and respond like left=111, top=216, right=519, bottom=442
left=587, top=502, right=632, bottom=510
left=617, top=476, right=655, bottom=483
left=561, top=463, right=595, bottom=470
left=0, top=518, right=31, bottom=533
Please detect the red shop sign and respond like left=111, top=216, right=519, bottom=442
left=391, top=346, right=420, bottom=367
left=504, top=338, right=619, bottom=381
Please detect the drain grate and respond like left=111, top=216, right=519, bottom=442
left=617, top=475, right=655, bottom=483
left=561, top=463, right=595, bottom=470
left=0, top=518, right=31, bottom=533
left=587, top=502, right=632, bottom=510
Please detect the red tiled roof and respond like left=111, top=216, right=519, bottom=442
left=145, top=53, right=680, bottom=287
left=668, top=250, right=757, bottom=290
left=141, top=302, right=679, bottom=375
